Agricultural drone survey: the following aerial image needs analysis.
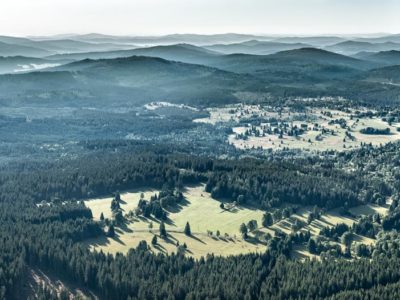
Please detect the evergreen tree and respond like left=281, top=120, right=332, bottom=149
left=107, top=225, right=115, bottom=237
left=341, top=231, right=352, bottom=247
left=184, top=222, right=191, bottom=236
left=159, top=221, right=167, bottom=238
left=262, top=213, right=273, bottom=227
left=240, top=223, right=248, bottom=238
left=307, top=238, right=317, bottom=254
left=114, top=211, right=124, bottom=225
left=151, top=235, right=157, bottom=245
left=247, top=220, right=258, bottom=232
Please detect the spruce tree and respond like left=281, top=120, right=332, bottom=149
left=184, top=222, right=191, bottom=236
left=262, top=213, right=273, bottom=227
left=159, top=221, right=167, bottom=238
left=107, top=224, right=115, bottom=237
left=240, top=223, right=248, bottom=238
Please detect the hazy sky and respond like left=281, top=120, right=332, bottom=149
left=0, top=0, right=398, bottom=36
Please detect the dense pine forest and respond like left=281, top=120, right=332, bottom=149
left=0, top=140, right=399, bottom=299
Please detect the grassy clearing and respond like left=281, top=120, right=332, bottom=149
left=195, top=105, right=400, bottom=151
left=84, top=185, right=267, bottom=258
left=84, top=184, right=390, bottom=260
left=229, top=114, right=400, bottom=151
left=267, top=203, right=389, bottom=260
left=84, top=231, right=265, bottom=259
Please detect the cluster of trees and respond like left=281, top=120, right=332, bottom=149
left=360, top=127, right=391, bottom=135
left=136, top=189, right=184, bottom=220
left=137, top=196, right=166, bottom=220
left=319, top=223, right=350, bottom=240
left=307, top=238, right=345, bottom=257
left=205, top=158, right=378, bottom=210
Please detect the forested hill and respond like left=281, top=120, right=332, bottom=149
left=0, top=141, right=399, bottom=299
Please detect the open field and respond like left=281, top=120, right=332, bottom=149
left=265, top=203, right=389, bottom=236
left=84, top=230, right=265, bottom=259
left=264, top=203, right=390, bottom=260
left=193, top=104, right=291, bottom=125
left=230, top=109, right=400, bottom=151
left=84, top=185, right=267, bottom=258
left=195, top=104, right=400, bottom=151
left=84, top=183, right=390, bottom=260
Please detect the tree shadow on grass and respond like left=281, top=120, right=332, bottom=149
left=136, top=215, right=176, bottom=227
left=166, top=234, right=178, bottom=243
left=118, top=221, right=133, bottom=233
left=184, top=248, right=194, bottom=255
left=310, top=220, right=328, bottom=230
left=110, top=233, right=126, bottom=245
left=245, top=236, right=265, bottom=246
left=188, top=234, right=207, bottom=245
left=159, top=234, right=180, bottom=247
left=220, top=206, right=239, bottom=214
left=163, top=217, right=176, bottom=227
left=252, top=229, right=265, bottom=238
left=277, top=220, right=292, bottom=229
left=164, top=197, right=190, bottom=214
left=216, top=237, right=229, bottom=243
left=153, top=243, right=167, bottom=254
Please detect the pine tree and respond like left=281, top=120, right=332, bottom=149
left=262, top=213, right=273, bottom=227
left=184, top=222, right=191, bottom=236
left=240, top=223, right=248, bottom=238
left=307, top=238, right=317, bottom=254
left=247, top=220, right=258, bottom=232
left=107, top=225, right=115, bottom=237
left=151, top=235, right=157, bottom=245
left=159, top=221, right=167, bottom=238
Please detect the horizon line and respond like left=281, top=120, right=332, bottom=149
left=1, top=32, right=398, bottom=39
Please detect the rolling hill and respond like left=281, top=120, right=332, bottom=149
left=203, top=48, right=371, bottom=85
left=365, top=65, right=400, bottom=83
left=46, top=44, right=221, bottom=65
left=0, top=35, right=135, bottom=54
left=70, top=33, right=272, bottom=46
left=271, top=36, right=346, bottom=47
left=0, top=56, right=66, bottom=74
left=205, top=40, right=311, bottom=55
left=325, top=40, right=400, bottom=55
left=0, top=41, right=52, bottom=57
left=0, top=55, right=262, bottom=107
left=355, top=50, right=400, bottom=66
left=354, top=34, right=400, bottom=44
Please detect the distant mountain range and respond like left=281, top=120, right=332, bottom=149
left=1, top=33, right=400, bottom=73
left=31, top=33, right=273, bottom=46
left=46, top=44, right=221, bottom=65
left=325, top=40, right=400, bottom=55
left=354, top=50, right=400, bottom=66
left=1, top=33, right=400, bottom=106
left=0, top=41, right=52, bottom=57
left=204, top=40, right=312, bottom=55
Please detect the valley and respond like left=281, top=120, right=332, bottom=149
left=1, top=30, right=400, bottom=299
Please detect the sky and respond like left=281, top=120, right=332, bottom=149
left=0, top=0, right=398, bottom=37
